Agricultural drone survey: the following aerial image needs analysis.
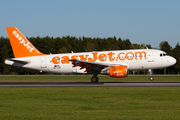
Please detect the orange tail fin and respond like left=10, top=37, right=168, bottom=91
left=6, top=27, right=45, bottom=58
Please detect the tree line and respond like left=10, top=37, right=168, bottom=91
left=0, top=36, right=179, bottom=75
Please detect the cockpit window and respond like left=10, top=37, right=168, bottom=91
left=160, top=53, right=169, bottom=57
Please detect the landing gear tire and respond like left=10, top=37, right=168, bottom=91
left=91, top=77, right=99, bottom=83
left=149, top=76, right=154, bottom=81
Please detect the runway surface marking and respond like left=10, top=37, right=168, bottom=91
left=0, top=82, right=180, bottom=87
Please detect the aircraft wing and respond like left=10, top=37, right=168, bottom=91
left=69, top=59, right=123, bottom=73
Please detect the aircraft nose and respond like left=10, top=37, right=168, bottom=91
left=171, top=57, right=176, bottom=65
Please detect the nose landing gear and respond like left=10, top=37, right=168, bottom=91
left=148, top=69, right=154, bottom=81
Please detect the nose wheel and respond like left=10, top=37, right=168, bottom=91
left=149, top=76, right=154, bottom=81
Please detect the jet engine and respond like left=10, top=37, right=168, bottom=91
left=101, top=66, right=128, bottom=78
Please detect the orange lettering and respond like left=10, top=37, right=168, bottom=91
left=61, top=56, right=70, bottom=64
left=88, top=52, right=98, bottom=62
left=98, top=54, right=107, bottom=62
left=52, top=56, right=60, bottom=64
left=126, top=52, right=134, bottom=60
left=118, top=53, right=125, bottom=61
left=71, top=55, right=78, bottom=60
left=71, top=55, right=78, bottom=63
left=79, top=55, right=89, bottom=61
left=107, top=52, right=115, bottom=61
left=135, top=51, right=146, bottom=60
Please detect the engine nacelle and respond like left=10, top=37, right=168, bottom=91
left=101, top=66, right=128, bottom=78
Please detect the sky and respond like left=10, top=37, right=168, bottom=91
left=0, top=0, right=180, bottom=49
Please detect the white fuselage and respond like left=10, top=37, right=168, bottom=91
left=5, top=49, right=176, bottom=74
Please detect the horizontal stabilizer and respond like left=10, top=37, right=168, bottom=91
left=5, top=58, right=29, bottom=65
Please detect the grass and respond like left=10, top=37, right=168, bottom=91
left=0, top=75, right=180, bottom=82
left=0, top=76, right=180, bottom=119
left=0, top=87, right=180, bottom=120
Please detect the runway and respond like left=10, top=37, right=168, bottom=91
left=0, top=82, right=180, bottom=87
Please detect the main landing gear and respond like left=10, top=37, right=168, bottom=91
left=148, top=69, right=154, bottom=81
left=91, top=74, right=99, bottom=83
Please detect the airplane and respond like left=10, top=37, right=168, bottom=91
left=5, top=27, right=176, bottom=82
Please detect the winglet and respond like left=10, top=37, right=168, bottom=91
left=6, top=27, right=45, bottom=58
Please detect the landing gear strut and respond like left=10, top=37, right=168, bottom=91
left=148, top=69, right=154, bottom=81
left=91, top=74, right=99, bottom=83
